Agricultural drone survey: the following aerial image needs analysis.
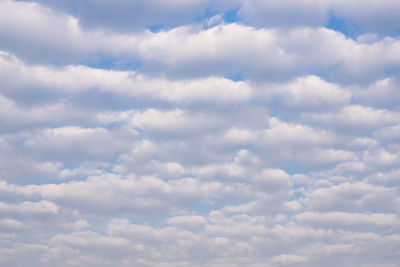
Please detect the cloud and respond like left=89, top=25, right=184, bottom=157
left=303, top=105, right=400, bottom=133
left=295, top=211, right=400, bottom=230
left=28, top=0, right=210, bottom=31
left=270, top=254, right=308, bottom=265
left=0, top=200, right=58, bottom=215
left=237, top=0, right=400, bottom=34
left=2, top=1, right=400, bottom=82
left=16, top=0, right=400, bottom=34
left=23, top=126, right=132, bottom=164
left=270, top=75, right=351, bottom=110
left=1, top=0, right=400, bottom=266
left=354, top=77, right=400, bottom=108
left=305, top=182, right=400, bottom=213
left=0, top=51, right=252, bottom=105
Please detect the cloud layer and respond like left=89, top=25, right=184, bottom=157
left=1, top=0, right=400, bottom=266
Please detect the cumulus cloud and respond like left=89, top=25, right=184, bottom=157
left=303, top=105, right=400, bottom=133
left=269, top=75, right=351, bottom=109
left=2, top=1, right=400, bottom=82
left=1, top=0, right=399, bottom=266
left=0, top=51, right=252, bottom=104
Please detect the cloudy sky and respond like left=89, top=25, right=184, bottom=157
left=1, top=0, right=400, bottom=266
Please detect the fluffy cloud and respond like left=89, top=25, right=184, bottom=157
left=2, top=1, right=400, bottom=82
left=303, top=105, right=400, bottom=133
left=1, top=0, right=399, bottom=266
left=0, top=51, right=252, bottom=104
left=304, top=182, right=400, bottom=213
left=269, top=75, right=351, bottom=109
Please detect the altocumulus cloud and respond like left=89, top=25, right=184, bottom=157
left=0, top=0, right=400, bottom=266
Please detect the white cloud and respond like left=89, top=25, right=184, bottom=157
left=270, top=254, right=307, bottom=265
left=295, top=212, right=400, bottom=230
left=0, top=219, right=24, bottom=230
left=374, top=124, right=400, bottom=141
left=0, top=200, right=58, bottom=215
left=2, top=1, right=400, bottom=82
left=167, top=215, right=207, bottom=230
left=252, top=169, right=290, bottom=193
left=352, top=77, right=400, bottom=108
left=305, top=182, right=400, bottom=213
left=1, top=1, right=400, bottom=266
left=0, top=51, right=251, bottom=104
left=271, top=75, right=351, bottom=109
left=363, top=149, right=400, bottom=168
left=303, top=105, right=400, bottom=133
left=23, top=126, right=131, bottom=162
left=129, top=109, right=219, bottom=134
left=366, top=169, right=400, bottom=186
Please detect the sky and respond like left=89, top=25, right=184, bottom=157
left=1, top=0, right=400, bottom=266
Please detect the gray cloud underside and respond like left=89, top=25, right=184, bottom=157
left=16, top=0, right=400, bottom=34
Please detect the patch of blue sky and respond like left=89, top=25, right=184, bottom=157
left=143, top=6, right=232, bottom=32
left=224, top=8, right=240, bottom=24
left=197, top=7, right=218, bottom=22
left=196, top=6, right=241, bottom=29
left=326, top=13, right=362, bottom=39
left=384, top=69, right=400, bottom=79
left=389, top=28, right=400, bottom=37
left=226, top=72, right=244, bottom=82
left=147, top=24, right=164, bottom=33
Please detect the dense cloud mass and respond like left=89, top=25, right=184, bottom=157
left=1, top=0, right=400, bottom=266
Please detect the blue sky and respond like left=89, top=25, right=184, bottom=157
left=1, top=0, right=400, bottom=266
